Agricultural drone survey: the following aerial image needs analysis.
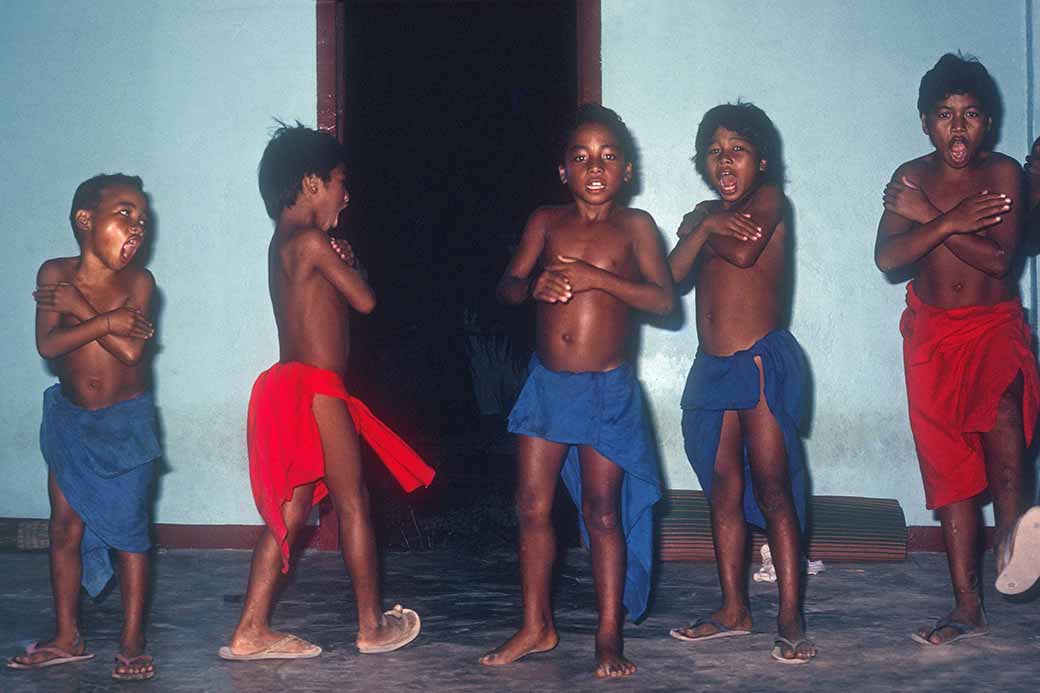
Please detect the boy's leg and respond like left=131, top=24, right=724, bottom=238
left=312, top=394, right=410, bottom=651
left=11, top=472, right=88, bottom=665
left=673, top=410, right=753, bottom=639
left=984, top=375, right=1028, bottom=552
left=578, top=446, right=636, bottom=679
left=917, top=500, right=986, bottom=644
left=742, top=357, right=815, bottom=661
left=480, top=434, right=567, bottom=666
left=112, top=550, right=154, bottom=679
left=226, top=482, right=316, bottom=654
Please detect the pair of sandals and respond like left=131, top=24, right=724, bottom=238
left=6, top=638, right=154, bottom=681
left=669, top=617, right=815, bottom=664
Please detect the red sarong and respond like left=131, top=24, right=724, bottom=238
left=247, top=362, right=435, bottom=571
left=901, top=283, right=1039, bottom=509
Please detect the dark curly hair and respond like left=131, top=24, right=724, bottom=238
left=258, top=121, right=348, bottom=220
left=693, top=102, right=784, bottom=188
left=560, top=103, right=636, bottom=163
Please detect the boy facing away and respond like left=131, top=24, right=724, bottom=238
left=875, top=53, right=1040, bottom=644
left=8, top=174, right=159, bottom=681
left=220, top=124, right=434, bottom=661
left=667, top=103, right=815, bottom=663
left=481, top=104, right=674, bottom=678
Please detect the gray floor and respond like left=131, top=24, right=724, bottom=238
left=1, top=547, right=1037, bottom=692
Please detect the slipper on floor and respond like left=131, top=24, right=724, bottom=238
left=357, top=605, right=421, bottom=654
left=670, top=617, right=751, bottom=642
left=112, top=653, right=155, bottom=681
left=218, top=634, right=322, bottom=661
left=910, top=617, right=989, bottom=646
left=6, top=641, right=95, bottom=670
left=771, top=637, right=814, bottom=664
left=996, top=506, right=1040, bottom=595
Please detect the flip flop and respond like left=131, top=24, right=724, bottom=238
left=670, top=617, right=751, bottom=642
left=770, top=636, right=814, bottom=664
left=996, top=506, right=1040, bottom=595
left=7, top=641, right=95, bottom=670
left=112, top=653, right=156, bottom=681
left=218, top=634, right=322, bottom=661
left=910, top=617, right=989, bottom=646
left=357, top=604, right=421, bottom=654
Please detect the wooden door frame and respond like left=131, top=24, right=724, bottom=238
left=316, top=0, right=601, bottom=140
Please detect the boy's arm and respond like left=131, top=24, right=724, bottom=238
left=941, top=161, right=1022, bottom=277
left=702, top=184, right=784, bottom=268
left=874, top=165, right=1009, bottom=273
left=497, top=208, right=572, bottom=305
left=35, top=262, right=155, bottom=365
left=546, top=211, right=675, bottom=315
left=667, top=201, right=716, bottom=283
left=307, top=231, right=377, bottom=314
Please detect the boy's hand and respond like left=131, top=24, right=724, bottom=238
left=883, top=176, right=940, bottom=224
left=705, top=211, right=762, bottom=242
left=531, top=268, right=573, bottom=303
left=1025, top=137, right=1040, bottom=178
left=547, top=255, right=605, bottom=293
left=33, top=282, right=91, bottom=319
left=942, top=190, right=1011, bottom=234
left=677, top=202, right=715, bottom=238
left=105, top=300, right=155, bottom=339
left=330, top=237, right=356, bottom=267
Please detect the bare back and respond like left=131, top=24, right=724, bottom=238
left=269, top=227, right=353, bottom=375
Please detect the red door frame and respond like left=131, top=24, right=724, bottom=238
left=311, top=0, right=601, bottom=550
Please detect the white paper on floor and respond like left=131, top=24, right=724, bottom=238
left=753, top=543, right=825, bottom=583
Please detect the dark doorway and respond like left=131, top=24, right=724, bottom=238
left=340, top=1, right=578, bottom=449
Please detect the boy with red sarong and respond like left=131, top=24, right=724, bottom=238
left=876, top=53, right=1040, bottom=644
left=219, top=124, right=434, bottom=661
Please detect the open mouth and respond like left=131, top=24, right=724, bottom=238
left=949, top=137, right=969, bottom=165
left=120, top=235, right=142, bottom=262
left=585, top=179, right=606, bottom=193
left=718, top=170, right=738, bottom=196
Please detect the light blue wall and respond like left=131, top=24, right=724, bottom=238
left=603, top=0, right=1036, bottom=525
left=0, top=0, right=315, bottom=524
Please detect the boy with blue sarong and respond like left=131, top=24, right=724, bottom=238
left=8, top=174, right=159, bottom=681
left=667, top=104, right=816, bottom=663
left=480, top=105, right=674, bottom=679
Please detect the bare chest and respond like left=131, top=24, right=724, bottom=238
left=543, top=226, right=635, bottom=276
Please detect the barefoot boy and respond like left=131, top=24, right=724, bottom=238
left=220, top=124, right=434, bottom=661
left=480, top=105, right=673, bottom=678
left=875, top=53, right=1040, bottom=640
left=667, top=103, right=815, bottom=664
left=8, top=174, right=159, bottom=681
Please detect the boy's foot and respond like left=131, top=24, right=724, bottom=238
left=356, top=605, right=421, bottom=654
left=771, top=618, right=815, bottom=663
left=911, top=608, right=989, bottom=646
left=595, top=633, right=636, bottom=678
left=479, top=624, right=558, bottom=666
left=996, top=506, right=1040, bottom=595
left=219, top=630, right=322, bottom=661
left=7, top=635, right=94, bottom=670
left=112, top=653, right=155, bottom=681
left=670, top=610, right=753, bottom=642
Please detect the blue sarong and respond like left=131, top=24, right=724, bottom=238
left=508, top=354, right=662, bottom=620
left=40, top=385, right=159, bottom=597
left=680, top=330, right=808, bottom=530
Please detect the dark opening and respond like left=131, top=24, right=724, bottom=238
left=340, top=0, right=579, bottom=549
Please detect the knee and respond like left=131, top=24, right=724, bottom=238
left=332, top=484, right=371, bottom=519
left=751, top=475, right=793, bottom=516
left=49, top=511, right=83, bottom=549
left=514, top=489, right=552, bottom=527
left=581, top=495, right=621, bottom=534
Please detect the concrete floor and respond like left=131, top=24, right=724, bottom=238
left=1, top=547, right=1037, bottom=692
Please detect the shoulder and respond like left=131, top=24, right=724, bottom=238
left=616, top=206, right=655, bottom=229
left=285, top=227, right=332, bottom=259
left=748, top=182, right=785, bottom=208
left=36, top=257, right=75, bottom=282
left=982, top=152, right=1023, bottom=180
left=524, top=205, right=566, bottom=236
left=127, top=267, right=156, bottom=293
left=893, top=155, right=930, bottom=179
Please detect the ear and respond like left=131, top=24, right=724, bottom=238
left=623, top=161, right=633, bottom=183
left=74, top=209, right=92, bottom=233
left=302, top=173, right=322, bottom=196
left=558, top=164, right=568, bottom=185
left=920, top=114, right=930, bottom=137
left=759, top=159, right=768, bottom=172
